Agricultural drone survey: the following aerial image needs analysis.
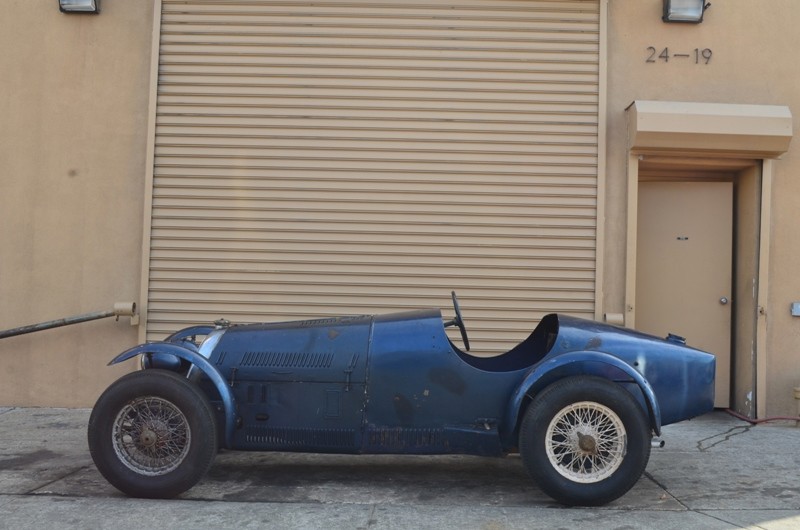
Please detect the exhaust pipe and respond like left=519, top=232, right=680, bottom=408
left=652, top=438, right=665, bottom=448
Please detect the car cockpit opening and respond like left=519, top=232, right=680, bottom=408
left=450, top=314, right=559, bottom=373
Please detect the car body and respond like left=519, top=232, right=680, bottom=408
left=88, top=293, right=715, bottom=506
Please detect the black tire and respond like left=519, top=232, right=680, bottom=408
left=88, top=369, right=218, bottom=498
left=519, top=376, right=651, bottom=506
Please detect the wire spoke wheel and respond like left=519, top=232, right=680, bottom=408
left=88, top=369, right=218, bottom=498
left=113, top=396, right=192, bottom=476
left=519, top=376, right=651, bottom=506
left=545, top=401, right=626, bottom=483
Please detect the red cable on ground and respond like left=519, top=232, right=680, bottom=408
left=724, top=408, right=800, bottom=424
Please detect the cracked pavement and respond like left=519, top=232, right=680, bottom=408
left=0, top=408, right=798, bottom=529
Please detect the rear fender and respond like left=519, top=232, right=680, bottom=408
left=109, top=343, right=237, bottom=449
left=503, top=351, right=662, bottom=444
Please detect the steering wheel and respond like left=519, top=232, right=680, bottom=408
left=444, top=290, right=471, bottom=351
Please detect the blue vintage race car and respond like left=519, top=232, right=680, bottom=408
left=88, top=292, right=715, bottom=506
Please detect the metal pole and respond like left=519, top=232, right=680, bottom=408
left=0, top=302, right=137, bottom=340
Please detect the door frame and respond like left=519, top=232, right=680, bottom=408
left=622, top=100, right=791, bottom=419
left=624, top=154, right=773, bottom=417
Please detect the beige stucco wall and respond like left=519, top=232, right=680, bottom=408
left=2, top=0, right=799, bottom=417
left=605, top=0, right=800, bottom=416
left=0, top=0, right=154, bottom=406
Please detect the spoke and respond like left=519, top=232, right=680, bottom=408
left=600, top=432, right=619, bottom=445
left=551, top=439, right=574, bottom=450
left=546, top=401, right=627, bottom=483
left=553, top=423, right=572, bottom=438
left=564, top=452, right=578, bottom=469
left=113, top=396, right=191, bottom=476
left=580, top=454, right=592, bottom=473
left=140, top=399, right=155, bottom=423
left=596, top=453, right=614, bottom=468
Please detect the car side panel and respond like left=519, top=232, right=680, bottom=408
left=208, top=315, right=373, bottom=452
left=364, top=309, right=526, bottom=455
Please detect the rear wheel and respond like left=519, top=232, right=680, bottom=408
left=88, top=369, right=218, bottom=498
left=519, top=376, right=651, bottom=506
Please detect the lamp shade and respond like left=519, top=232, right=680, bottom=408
left=59, top=0, right=99, bottom=13
left=663, top=0, right=708, bottom=23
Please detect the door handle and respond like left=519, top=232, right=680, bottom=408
left=719, top=297, right=729, bottom=305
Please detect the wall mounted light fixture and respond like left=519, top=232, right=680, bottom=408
left=59, top=0, right=99, bottom=14
left=663, top=0, right=710, bottom=23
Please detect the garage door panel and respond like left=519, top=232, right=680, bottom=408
left=151, top=218, right=596, bottom=237
left=156, top=80, right=600, bottom=100
left=155, top=110, right=598, bottom=128
left=149, top=261, right=595, bottom=281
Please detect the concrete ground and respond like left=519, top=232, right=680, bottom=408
left=0, top=407, right=798, bottom=529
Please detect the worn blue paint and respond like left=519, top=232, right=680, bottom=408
left=504, top=351, right=663, bottom=439
left=107, top=309, right=714, bottom=455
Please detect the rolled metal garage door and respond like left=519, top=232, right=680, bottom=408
left=146, top=0, right=601, bottom=354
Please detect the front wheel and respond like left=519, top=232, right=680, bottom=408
left=519, top=376, right=651, bottom=506
left=88, top=369, right=218, bottom=498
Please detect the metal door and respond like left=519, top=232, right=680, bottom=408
left=636, top=181, right=732, bottom=408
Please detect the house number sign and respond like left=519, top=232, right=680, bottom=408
left=646, top=47, right=713, bottom=64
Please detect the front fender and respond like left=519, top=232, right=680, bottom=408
left=109, top=343, right=237, bottom=449
left=502, top=351, right=662, bottom=444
